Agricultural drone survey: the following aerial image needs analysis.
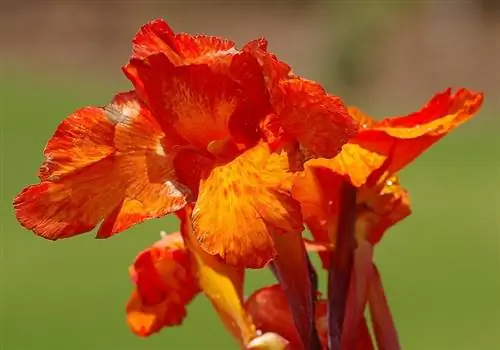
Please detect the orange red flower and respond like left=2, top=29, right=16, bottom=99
left=14, top=19, right=357, bottom=270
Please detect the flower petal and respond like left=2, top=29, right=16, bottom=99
left=126, top=232, right=199, bottom=336
left=271, top=78, right=358, bottom=158
left=124, top=54, right=241, bottom=152
left=131, top=19, right=236, bottom=65
left=245, top=284, right=328, bottom=349
left=245, top=285, right=302, bottom=348
left=13, top=92, right=188, bottom=240
left=361, top=88, right=483, bottom=180
left=292, top=166, right=341, bottom=269
left=173, top=148, right=215, bottom=197
left=179, top=207, right=256, bottom=346
left=242, top=38, right=292, bottom=93
left=131, top=19, right=180, bottom=61
left=356, top=175, right=412, bottom=244
left=174, top=33, right=236, bottom=66
left=307, top=88, right=482, bottom=188
left=193, top=142, right=303, bottom=268
left=306, top=142, right=387, bottom=188
left=228, top=51, right=273, bottom=148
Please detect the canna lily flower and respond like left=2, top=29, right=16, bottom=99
left=127, top=206, right=288, bottom=349
left=13, top=18, right=358, bottom=271
left=293, top=87, right=484, bottom=349
left=11, top=19, right=360, bottom=350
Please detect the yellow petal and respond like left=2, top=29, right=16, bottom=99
left=193, top=142, right=303, bottom=268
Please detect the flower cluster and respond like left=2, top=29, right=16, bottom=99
left=13, top=19, right=483, bottom=350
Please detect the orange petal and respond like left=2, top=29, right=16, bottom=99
left=179, top=207, right=256, bottom=346
left=131, top=19, right=236, bottom=66
left=356, top=175, right=412, bottom=245
left=292, top=166, right=341, bottom=269
left=192, top=142, right=303, bottom=268
left=124, top=54, right=242, bottom=152
left=368, top=264, right=401, bottom=350
left=356, top=88, right=483, bottom=181
left=13, top=92, right=189, bottom=240
left=271, top=78, right=358, bottom=159
left=126, top=231, right=200, bottom=336
left=306, top=142, right=387, bottom=188
left=310, top=88, right=483, bottom=188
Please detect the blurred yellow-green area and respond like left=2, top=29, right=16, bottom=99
left=1, top=1, right=499, bottom=349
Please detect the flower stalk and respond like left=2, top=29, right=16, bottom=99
left=269, top=231, right=322, bottom=350
left=327, top=181, right=357, bottom=350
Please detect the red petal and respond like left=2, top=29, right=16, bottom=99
left=127, top=232, right=200, bottom=336
left=228, top=51, right=272, bottom=147
left=356, top=175, right=412, bottom=245
left=174, top=33, right=236, bottom=65
left=272, top=78, right=359, bottom=158
left=245, top=284, right=303, bottom=349
left=131, top=19, right=181, bottom=61
left=243, top=38, right=292, bottom=93
left=124, top=54, right=241, bottom=152
left=131, top=19, right=236, bottom=66
left=173, top=148, right=214, bottom=197
left=292, top=166, right=342, bottom=269
left=14, top=92, right=188, bottom=240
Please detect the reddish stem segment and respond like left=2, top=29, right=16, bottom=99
left=327, top=182, right=357, bottom=350
left=269, top=233, right=322, bottom=350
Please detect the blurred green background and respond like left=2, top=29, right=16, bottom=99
left=1, top=1, right=499, bottom=349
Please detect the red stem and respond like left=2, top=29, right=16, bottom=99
left=327, top=182, right=357, bottom=350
